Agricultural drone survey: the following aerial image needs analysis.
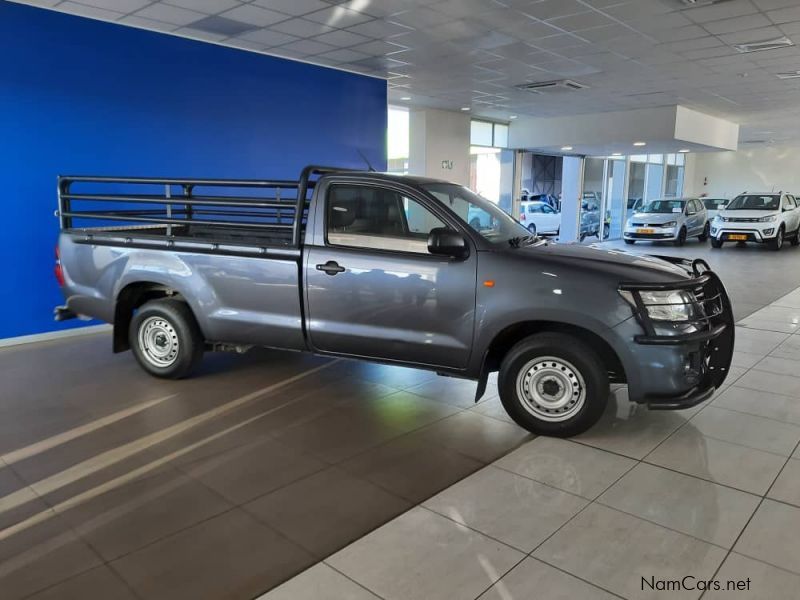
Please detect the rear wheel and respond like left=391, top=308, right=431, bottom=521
left=130, top=299, right=204, bottom=378
left=769, top=225, right=785, bottom=251
left=498, top=333, right=609, bottom=437
left=674, top=227, right=687, bottom=246
left=470, top=218, right=481, bottom=230
left=791, top=229, right=800, bottom=246
left=699, top=222, right=710, bottom=242
left=711, top=238, right=723, bottom=248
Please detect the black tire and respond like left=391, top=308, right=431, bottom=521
left=674, top=227, right=687, bottom=247
left=791, top=229, right=800, bottom=246
left=699, top=222, right=710, bottom=242
left=469, top=218, right=481, bottom=230
left=129, top=299, right=204, bottom=378
left=579, top=233, right=586, bottom=242
left=498, top=333, right=609, bottom=437
left=769, top=225, right=784, bottom=251
left=527, top=223, right=537, bottom=235
left=710, top=238, right=723, bottom=248
left=624, top=239, right=635, bottom=245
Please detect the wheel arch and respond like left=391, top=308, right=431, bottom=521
left=113, top=281, right=194, bottom=352
left=481, top=320, right=627, bottom=386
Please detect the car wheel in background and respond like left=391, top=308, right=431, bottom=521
left=469, top=218, right=481, bottom=230
left=674, top=227, right=687, bottom=246
left=791, top=229, right=800, bottom=246
left=130, top=299, right=204, bottom=378
left=498, top=332, right=609, bottom=437
left=770, top=226, right=785, bottom=251
left=699, top=222, right=710, bottom=242
left=711, top=238, right=723, bottom=249
left=527, top=223, right=537, bottom=235
left=624, top=239, right=635, bottom=245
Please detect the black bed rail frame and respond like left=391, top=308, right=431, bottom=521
left=57, top=165, right=358, bottom=248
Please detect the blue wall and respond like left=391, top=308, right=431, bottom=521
left=0, top=1, right=387, bottom=340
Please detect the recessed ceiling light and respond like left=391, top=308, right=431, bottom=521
left=400, top=96, right=411, bottom=100
left=633, top=141, right=646, bottom=147
left=461, top=107, right=471, bottom=111
left=678, top=148, right=690, bottom=153
left=612, top=152, right=622, bottom=156
left=509, top=115, right=518, bottom=119
left=776, top=71, right=800, bottom=80
left=561, top=146, right=573, bottom=151
left=734, top=36, right=794, bottom=54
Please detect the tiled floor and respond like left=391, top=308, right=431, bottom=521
left=264, top=246, right=800, bottom=600
left=4, top=240, right=800, bottom=599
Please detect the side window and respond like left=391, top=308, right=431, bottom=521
left=542, top=204, right=554, bottom=214
left=527, top=204, right=538, bottom=213
left=326, top=184, right=444, bottom=254
left=784, top=195, right=796, bottom=210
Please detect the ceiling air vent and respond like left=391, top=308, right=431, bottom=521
left=515, top=79, right=588, bottom=94
left=734, top=36, right=795, bottom=54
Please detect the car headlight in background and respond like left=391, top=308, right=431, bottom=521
left=661, top=221, right=677, bottom=228
left=717, top=215, right=728, bottom=222
left=758, top=215, right=777, bottom=222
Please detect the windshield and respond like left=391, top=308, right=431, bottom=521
left=726, top=194, right=780, bottom=210
left=703, top=198, right=728, bottom=210
left=423, top=183, right=530, bottom=244
left=639, top=199, right=685, bottom=214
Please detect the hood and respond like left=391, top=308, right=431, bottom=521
left=510, top=241, right=691, bottom=282
left=718, top=209, right=777, bottom=219
left=629, top=212, right=682, bottom=224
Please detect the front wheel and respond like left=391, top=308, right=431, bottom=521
left=674, top=227, right=687, bottom=246
left=498, top=333, right=609, bottom=437
left=624, top=239, right=635, bottom=245
left=711, top=238, right=723, bottom=248
left=699, top=222, right=710, bottom=242
left=129, top=299, right=204, bottom=378
left=527, top=223, right=537, bottom=235
left=770, top=226, right=784, bottom=251
left=469, top=218, right=481, bottom=231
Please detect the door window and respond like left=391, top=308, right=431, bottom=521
left=326, top=185, right=445, bottom=254
left=541, top=204, right=555, bottom=214
left=783, top=195, right=796, bottom=210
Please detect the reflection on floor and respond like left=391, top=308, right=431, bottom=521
left=267, top=286, right=800, bottom=600
left=0, top=337, right=529, bottom=600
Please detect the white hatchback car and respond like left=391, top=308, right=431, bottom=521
left=623, top=197, right=709, bottom=246
left=519, top=200, right=561, bottom=236
left=710, top=192, right=800, bottom=250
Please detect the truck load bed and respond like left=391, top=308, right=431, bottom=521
left=57, top=167, right=341, bottom=258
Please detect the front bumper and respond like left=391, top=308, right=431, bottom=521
left=710, top=224, right=776, bottom=242
left=619, top=257, right=735, bottom=410
left=623, top=227, right=677, bottom=241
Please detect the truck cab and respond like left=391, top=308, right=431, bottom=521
left=55, top=166, right=734, bottom=437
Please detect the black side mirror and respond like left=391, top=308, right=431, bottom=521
left=428, top=227, right=469, bottom=259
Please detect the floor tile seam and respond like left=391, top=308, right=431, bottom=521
left=318, top=561, right=391, bottom=600
left=706, top=400, right=800, bottom=430
left=591, top=497, right=750, bottom=552
left=638, top=458, right=770, bottom=498
left=698, top=436, right=800, bottom=597
left=489, top=463, right=605, bottom=502
left=725, top=377, right=800, bottom=401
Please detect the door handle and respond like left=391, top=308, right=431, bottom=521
left=316, top=260, right=345, bottom=275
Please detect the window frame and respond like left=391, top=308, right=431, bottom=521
left=322, top=181, right=465, bottom=257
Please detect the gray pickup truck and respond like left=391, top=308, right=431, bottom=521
left=54, top=166, right=734, bottom=437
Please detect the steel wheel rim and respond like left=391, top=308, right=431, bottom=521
left=138, top=316, right=179, bottom=367
left=516, top=356, right=586, bottom=422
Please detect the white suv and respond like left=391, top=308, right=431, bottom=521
left=710, top=192, right=800, bottom=250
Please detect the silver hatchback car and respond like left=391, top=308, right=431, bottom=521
left=624, top=197, right=709, bottom=246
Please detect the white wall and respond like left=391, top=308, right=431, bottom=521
left=409, top=108, right=470, bottom=186
left=687, top=144, right=800, bottom=198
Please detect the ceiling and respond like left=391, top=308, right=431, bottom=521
left=15, top=0, right=800, bottom=144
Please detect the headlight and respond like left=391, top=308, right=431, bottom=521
left=717, top=215, right=728, bottom=222
left=619, top=289, right=700, bottom=321
left=758, top=214, right=777, bottom=222
left=662, top=221, right=677, bottom=228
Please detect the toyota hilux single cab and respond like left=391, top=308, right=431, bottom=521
left=54, top=167, right=734, bottom=437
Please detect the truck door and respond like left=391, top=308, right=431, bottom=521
left=304, top=181, right=477, bottom=369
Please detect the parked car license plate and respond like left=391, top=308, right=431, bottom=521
left=636, top=228, right=655, bottom=234
left=727, top=234, right=747, bottom=241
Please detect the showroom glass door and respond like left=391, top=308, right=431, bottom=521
left=645, top=154, right=664, bottom=202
